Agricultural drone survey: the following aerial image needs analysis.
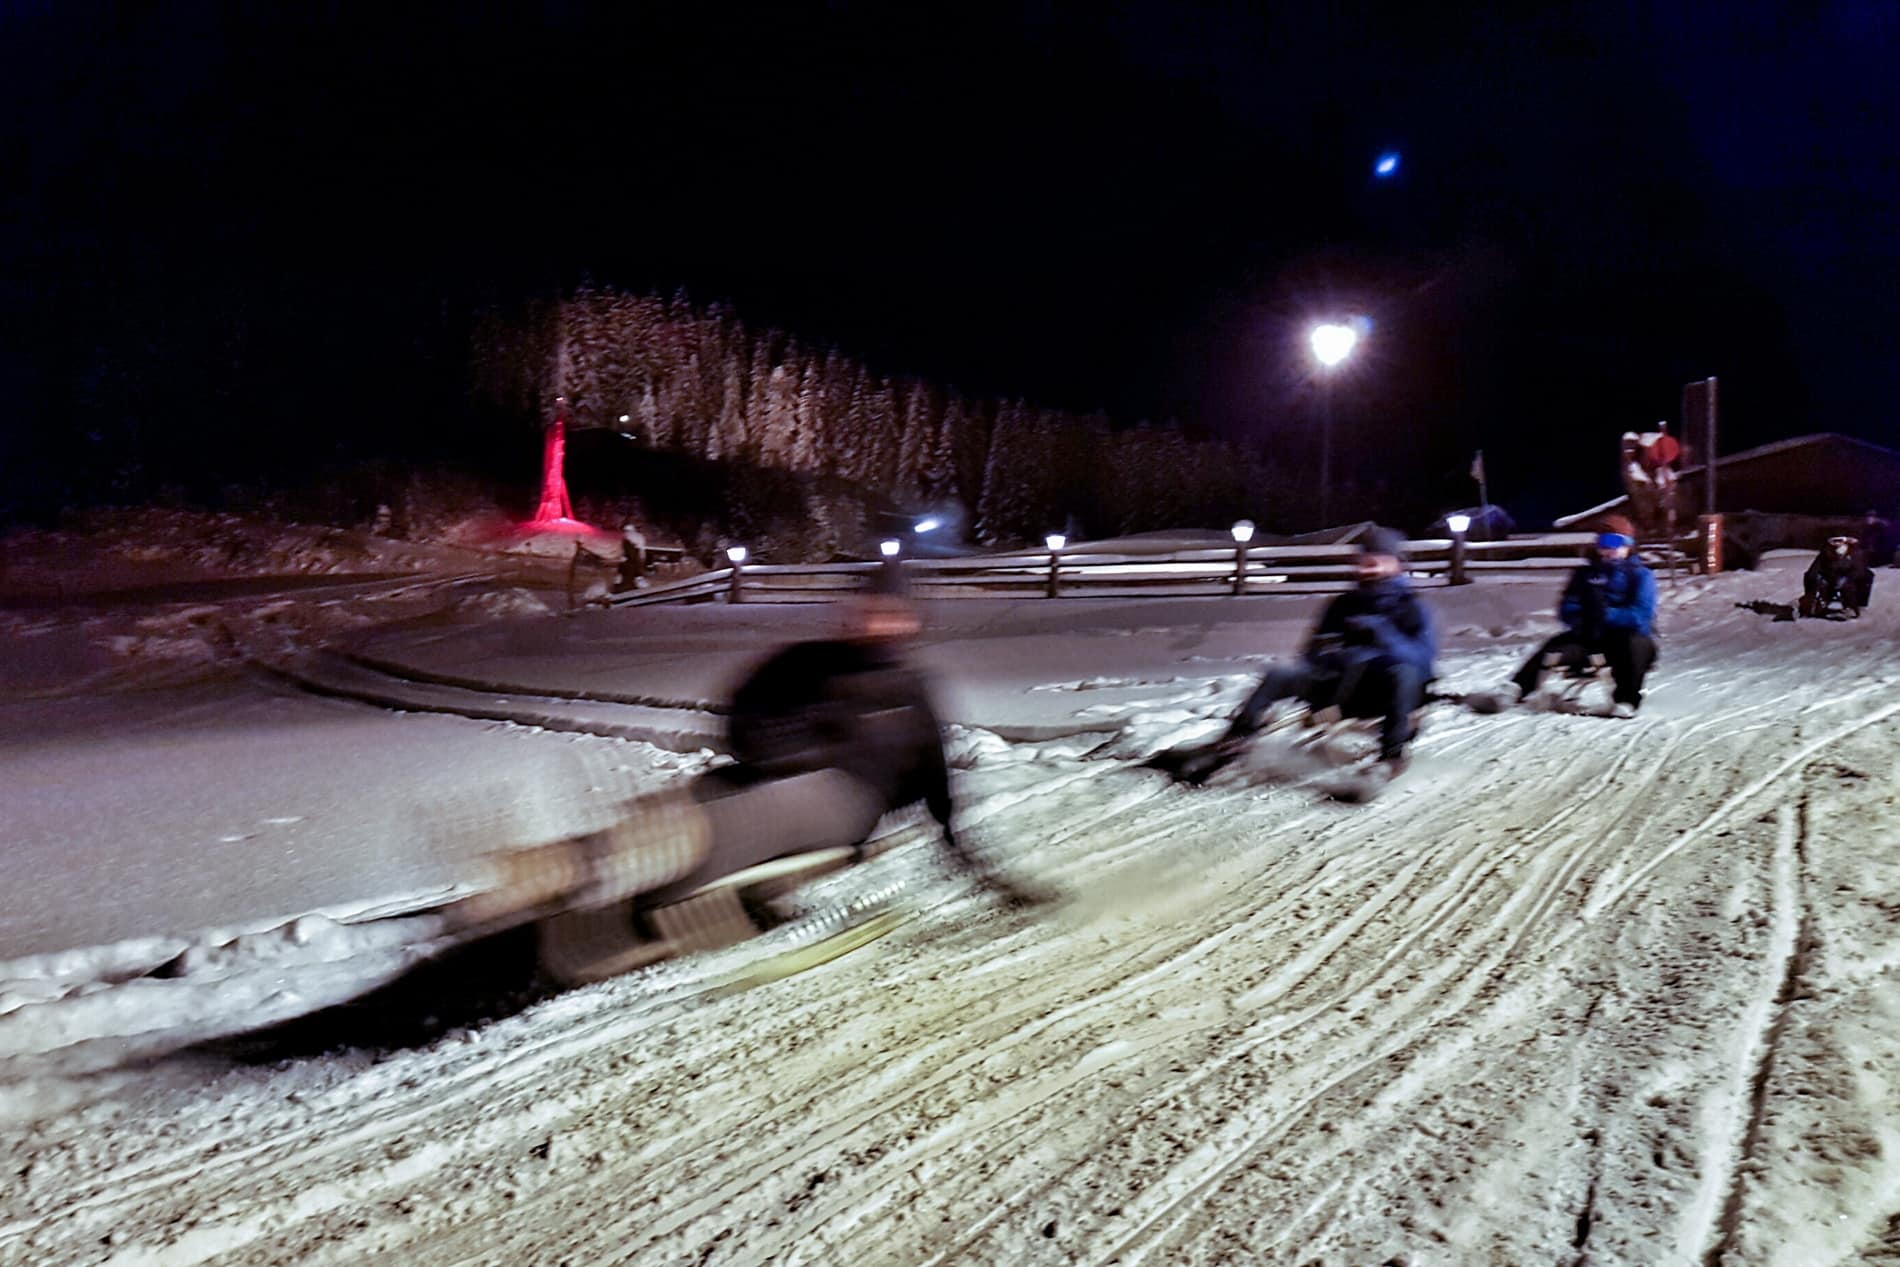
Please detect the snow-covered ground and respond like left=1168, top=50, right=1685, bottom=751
left=5, top=553, right=1900, bottom=1264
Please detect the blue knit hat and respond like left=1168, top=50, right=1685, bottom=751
left=1359, top=525, right=1409, bottom=561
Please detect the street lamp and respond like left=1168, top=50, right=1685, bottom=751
left=1308, top=321, right=1361, bottom=528
left=914, top=516, right=942, bottom=534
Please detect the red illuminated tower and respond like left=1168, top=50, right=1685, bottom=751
left=532, top=397, right=577, bottom=525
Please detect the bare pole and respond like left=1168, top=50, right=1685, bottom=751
left=1704, top=376, right=1719, bottom=521
left=1319, top=384, right=1333, bottom=529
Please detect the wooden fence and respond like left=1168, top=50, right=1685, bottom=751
left=602, top=532, right=1708, bottom=608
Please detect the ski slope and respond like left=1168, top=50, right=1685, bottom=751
left=5, top=557, right=1900, bottom=1265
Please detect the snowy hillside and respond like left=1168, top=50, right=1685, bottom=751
left=3, top=555, right=1898, bottom=1265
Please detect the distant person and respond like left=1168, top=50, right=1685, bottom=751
left=1473, top=513, right=1656, bottom=718
left=1800, top=535, right=1873, bottom=617
left=1858, top=512, right=1894, bottom=569
left=1172, top=527, right=1435, bottom=788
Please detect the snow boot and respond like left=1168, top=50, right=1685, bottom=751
left=1322, top=752, right=1407, bottom=803
left=1466, top=685, right=1522, bottom=714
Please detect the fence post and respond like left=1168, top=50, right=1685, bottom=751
left=726, top=545, right=748, bottom=603
left=1446, top=516, right=1471, bottom=585
left=1231, top=519, right=1254, bottom=595
left=1698, top=513, right=1724, bottom=574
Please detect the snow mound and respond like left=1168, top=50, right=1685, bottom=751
left=0, top=906, right=459, bottom=1084
left=451, top=587, right=554, bottom=619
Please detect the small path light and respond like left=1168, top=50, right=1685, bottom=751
left=1231, top=520, right=1255, bottom=595
left=1045, top=534, right=1066, bottom=598
left=726, top=545, right=748, bottom=602
left=1446, top=514, right=1471, bottom=586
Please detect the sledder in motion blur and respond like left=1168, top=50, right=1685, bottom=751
left=452, top=560, right=1052, bottom=988
left=1152, top=526, right=1436, bottom=799
left=1799, top=535, right=1873, bottom=619
left=1469, top=514, right=1656, bottom=718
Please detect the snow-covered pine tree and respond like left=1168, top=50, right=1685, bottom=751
left=976, top=398, right=1029, bottom=544
left=956, top=397, right=995, bottom=522
left=863, top=374, right=901, bottom=488
left=818, top=349, right=854, bottom=478
left=791, top=357, right=827, bottom=473
left=743, top=338, right=775, bottom=461
left=710, top=356, right=749, bottom=461
left=894, top=379, right=937, bottom=500
left=921, top=392, right=961, bottom=504
left=757, top=353, right=802, bottom=470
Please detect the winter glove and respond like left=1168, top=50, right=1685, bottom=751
left=1343, top=614, right=1382, bottom=646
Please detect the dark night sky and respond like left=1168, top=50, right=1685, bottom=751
left=7, top=1, right=1900, bottom=525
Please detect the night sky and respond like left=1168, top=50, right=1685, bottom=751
left=8, top=1, right=1899, bottom=525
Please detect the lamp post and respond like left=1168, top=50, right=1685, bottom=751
left=1045, top=533, right=1066, bottom=599
left=726, top=544, right=748, bottom=603
left=1446, top=514, right=1471, bottom=586
left=1309, top=322, right=1360, bottom=528
left=1230, top=519, right=1255, bottom=596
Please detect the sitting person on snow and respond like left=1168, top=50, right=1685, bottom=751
left=461, top=562, right=1050, bottom=987
left=1800, top=535, right=1873, bottom=616
left=637, top=559, right=1052, bottom=912
left=1476, top=514, right=1656, bottom=718
left=1177, top=526, right=1435, bottom=786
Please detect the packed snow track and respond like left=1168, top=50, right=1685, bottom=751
left=6, top=562, right=1900, bottom=1265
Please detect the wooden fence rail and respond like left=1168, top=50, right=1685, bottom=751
left=601, top=530, right=1709, bottom=609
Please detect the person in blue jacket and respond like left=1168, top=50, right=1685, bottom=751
left=1484, top=514, right=1657, bottom=717
left=1175, top=526, right=1435, bottom=785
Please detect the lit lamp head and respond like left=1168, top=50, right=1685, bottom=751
left=1045, top=533, right=1067, bottom=552
left=726, top=545, right=748, bottom=565
left=1446, top=514, right=1472, bottom=536
left=1309, top=322, right=1359, bottom=368
left=879, top=538, right=902, bottom=558
left=913, top=516, right=941, bottom=534
left=1231, top=519, right=1256, bottom=544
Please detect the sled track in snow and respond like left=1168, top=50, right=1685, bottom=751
left=14, top=589, right=1900, bottom=1265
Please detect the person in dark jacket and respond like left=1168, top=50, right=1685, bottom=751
left=1479, top=515, right=1657, bottom=717
left=640, top=561, right=1050, bottom=910
left=1176, top=526, right=1435, bottom=786
left=1858, top=513, right=1893, bottom=570
left=1800, top=535, right=1873, bottom=616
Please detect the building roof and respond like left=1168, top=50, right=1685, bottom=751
left=1555, top=433, right=1900, bottom=527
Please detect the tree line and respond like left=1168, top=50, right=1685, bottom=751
left=472, top=288, right=1289, bottom=546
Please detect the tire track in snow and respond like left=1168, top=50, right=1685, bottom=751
left=19, top=581, right=1900, bottom=1267
left=1698, top=793, right=1816, bottom=1267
